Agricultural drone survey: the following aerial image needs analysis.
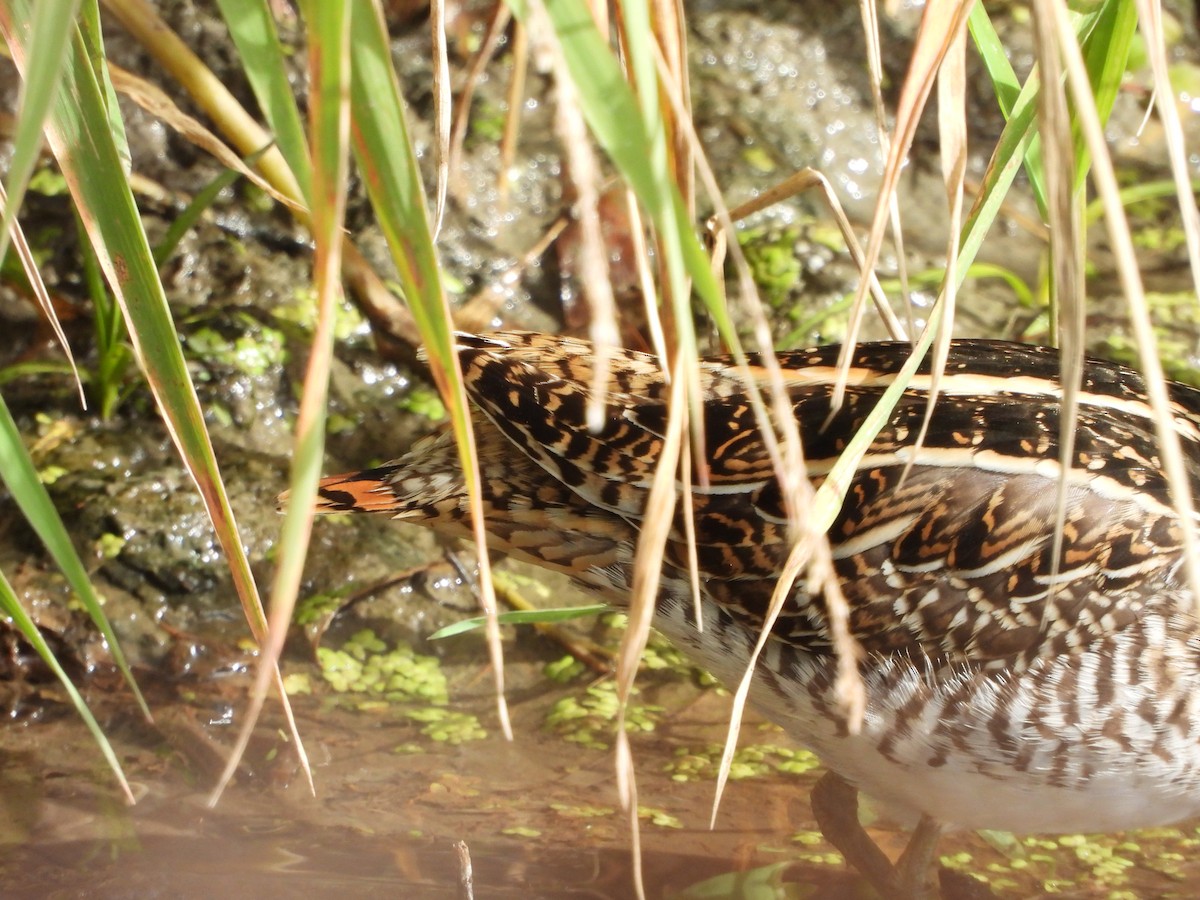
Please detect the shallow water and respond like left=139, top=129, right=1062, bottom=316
left=0, top=662, right=843, bottom=899
left=6, top=638, right=1200, bottom=900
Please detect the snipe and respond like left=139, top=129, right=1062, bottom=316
left=309, top=332, right=1200, bottom=898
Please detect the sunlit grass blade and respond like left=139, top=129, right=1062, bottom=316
left=104, top=0, right=422, bottom=345
left=968, top=3, right=1047, bottom=210
left=0, top=1, right=84, bottom=399
left=1044, top=0, right=1200, bottom=608
left=957, top=0, right=1129, bottom=298
left=1073, top=0, right=1136, bottom=191
left=430, top=0, right=450, bottom=236
left=79, top=3, right=131, bottom=172
left=0, top=0, right=310, bottom=784
left=211, top=0, right=350, bottom=805
left=969, top=0, right=1133, bottom=223
left=967, top=4, right=1020, bottom=117
left=348, top=0, right=512, bottom=740
left=1131, top=0, right=1200, bottom=303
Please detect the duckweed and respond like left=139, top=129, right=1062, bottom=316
left=282, top=672, right=313, bottom=695
left=738, top=224, right=803, bottom=308
left=501, top=826, right=542, bottom=838
left=543, top=655, right=586, bottom=683
left=667, top=743, right=820, bottom=782
left=404, top=708, right=487, bottom=745
left=638, top=807, right=683, bottom=829
left=397, top=385, right=446, bottom=421
left=185, top=320, right=287, bottom=377
left=544, top=681, right=662, bottom=750
left=316, top=628, right=449, bottom=706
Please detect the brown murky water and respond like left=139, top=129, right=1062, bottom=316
left=0, top=651, right=844, bottom=899
left=6, top=616, right=1200, bottom=900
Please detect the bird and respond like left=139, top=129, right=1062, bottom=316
left=306, top=331, right=1200, bottom=899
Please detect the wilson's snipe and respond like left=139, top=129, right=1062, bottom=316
left=310, top=332, right=1200, bottom=898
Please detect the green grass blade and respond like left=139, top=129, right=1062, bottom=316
left=210, top=0, right=350, bottom=804
left=347, top=5, right=453, bottom=349
left=347, top=0, right=513, bottom=738
left=504, top=0, right=724, bottom=336
left=957, top=57, right=1043, bottom=280
left=152, top=164, right=244, bottom=268
left=78, top=1, right=131, bottom=172
left=969, top=0, right=1134, bottom=224
left=7, top=8, right=269, bottom=640
left=1074, top=0, right=1136, bottom=190
left=429, top=605, right=609, bottom=641
left=273, top=0, right=349, bottom=588
left=0, top=1, right=85, bottom=397
left=0, top=0, right=80, bottom=270
left=0, top=390, right=148, bottom=716
left=968, top=3, right=1047, bottom=212
left=0, top=566, right=134, bottom=803
left=967, top=4, right=1021, bottom=118
left=213, top=0, right=312, bottom=200
left=0, top=1, right=309, bottom=769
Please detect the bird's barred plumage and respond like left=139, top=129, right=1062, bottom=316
left=309, top=331, right=1200, bottom=847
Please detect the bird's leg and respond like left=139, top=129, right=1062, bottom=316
left=894, top=814, right=944, bottom=900
left=811, top=771, right=897, bottom=895
left=810, top=771, right=943, bottom=900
